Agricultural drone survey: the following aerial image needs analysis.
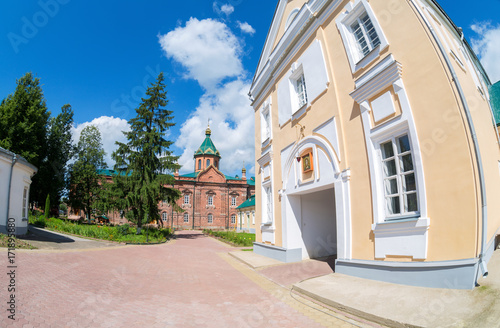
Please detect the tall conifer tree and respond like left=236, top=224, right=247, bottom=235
left=112, top=72, right=180, bottom=232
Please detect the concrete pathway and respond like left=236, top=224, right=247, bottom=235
left=0, top=230, right=375, bottom=327
left=292, top=251, right=500, bottom=327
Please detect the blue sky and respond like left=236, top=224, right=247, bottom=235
left=1, top=0, right=500, bottom=176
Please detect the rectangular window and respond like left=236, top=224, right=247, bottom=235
left=184, top=213, right=189, bottom=223
left=184, top=194, right=190, bottom=204
left=264, top=111, right=271, bottom=140
left=295, top=74, right=308, bottom=108
left=231, top=196, right=236, bottom=207
left=380, top=134, right=418, bottom=218
left=231, top=214, right=236, bottom=224
left=22, top=187, right=28, bottom=219
left=208, top=195, right=213, bottom=206
left=208, top=214, right=213, bottom=223
left=264, top=186, right=273, bottom=224
left=162, top=212, right=168, bottom=221
left=350, top=13, right=380, bottom=58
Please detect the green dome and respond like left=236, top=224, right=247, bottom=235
left=194, top=127, right=221, bottom=158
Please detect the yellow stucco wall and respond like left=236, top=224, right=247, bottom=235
left=252, top=0, right=500, bottom=263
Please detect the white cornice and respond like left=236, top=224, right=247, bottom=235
left=254, top=1, right=288, bottom=80
left=350, top=56, right=403, bottom=104
left=250, top=0, right=342, bottom=106
left=257, top=151, right=273, bottom=167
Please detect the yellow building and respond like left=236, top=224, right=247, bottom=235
left=249, top=0, right=500, bottom=289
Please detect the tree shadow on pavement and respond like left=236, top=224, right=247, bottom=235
left=19, top=226, right=75, bottom=244
left=174, top=232, right=206, bottom=240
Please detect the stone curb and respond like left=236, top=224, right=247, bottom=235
left=291, top=284, right=420, bottom=328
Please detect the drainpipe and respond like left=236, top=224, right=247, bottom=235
left=409, top=1, right=488, bottom=278
left=6, top=154, right=17, bottom=231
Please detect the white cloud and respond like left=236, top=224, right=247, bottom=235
left=175, top=80, right=255, bottom=176
left=72, top=116, right=130, bottom=168
left=221, top=4, right=234, bottom=16
left=237, top=21, right=256, bottom=35
left=471, top=22, right=500, bottom=83
left=158, top=18, right=244, bottom=91
left=159, top=18, right=255, bottom=176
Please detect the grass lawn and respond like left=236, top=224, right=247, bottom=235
left=29, top=216, right=172, bottom=244
left=0, top=234, right=37, bottom=249
left=203, top=229, right=255, bottom=247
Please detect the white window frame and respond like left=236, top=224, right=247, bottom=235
left=252, top=211, right=255, bottom=225
left=231, top=196, right=237, bottom=207
left=207, top=195, right=213, bottom=206
left=183, top=213, right=189, bottom=223
left=162, top=212, right=168, bottom=222
left=231, top=214, right=236, bottom=224
left=207, top=214, right=213, bottom=224
left=378, top=133, right=419, bottom=220
left=22, top=187, right=28, bottom=220
left=260, top=98, right=272, bottom=146
left=336, top=0, right=389, bottom=73
left=184, top=194, right=190, bottom=204
left=289, top=65, right=308, bottom=115
left=262, top=181, right=273, bottom=225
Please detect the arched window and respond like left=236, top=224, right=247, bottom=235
left=231, top=214, right=236, bottom=224
left=215, top=160, right=218, bottom=168
left=198, top=159, right=202, bottom=170
left=162, top=212, right=168, bottom=221
left=206, top=159, right=211, bottom=167
left=183, top=213, right=189, bottom=223
left=285, top=8, right=299, bottom=30
left=207, top=214, right=213, bottom=223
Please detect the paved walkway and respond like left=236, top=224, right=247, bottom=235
left=0, top=230, right=376, bottom=327
left=18, top=225, right=121, bottom=250
left=292, top=252, right=500, bottom=328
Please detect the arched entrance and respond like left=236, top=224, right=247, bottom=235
left=281, top=136, right=351, bottom=261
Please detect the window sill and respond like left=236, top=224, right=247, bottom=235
left=371, top=217, right=430, bottom=234
left=352, top=44, right=388, bottom=75
left=291, top=103, right=309, bottom=122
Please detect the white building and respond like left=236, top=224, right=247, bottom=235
left=0, top=147, right=37, bottom=235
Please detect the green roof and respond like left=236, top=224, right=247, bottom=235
left=179, top=172, right=200, bottom=179
left=194, top=128, right=221, bottom=158
left=490, top=81, right=500, bottom=126
left=237, top=195, right=255, bottom=209
left=97, top=169, right=130, bottom=176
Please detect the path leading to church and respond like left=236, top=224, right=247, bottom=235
left=0, top=230, right=375, bottom=327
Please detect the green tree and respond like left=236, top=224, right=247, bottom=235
left=0, top=72, right=50, bottom=205
left=68, top=125, right=107, bottom=222
left=37, top=104, right=75, bottom=206
left=112, top=72, right=180, bottom=232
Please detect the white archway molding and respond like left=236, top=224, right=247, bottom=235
left=280, top=135, right=352, bottom=260
left=282, top=135, right=340, bottom=193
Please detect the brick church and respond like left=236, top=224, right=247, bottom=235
left=160, top=126, right=255, bottom=229
left=74, top=126, right=256, bottom=230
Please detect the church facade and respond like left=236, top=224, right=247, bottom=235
left=75, top=127, right=255, bottom=230
left=159, top=127, right=255, bottom=230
